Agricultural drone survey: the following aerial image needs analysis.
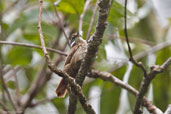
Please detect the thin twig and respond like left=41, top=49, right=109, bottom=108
left=51, top=0, right=70, bottom=47
left=0, top=41, right=67, bottom=56
left=134, top=57, right=171, bottom=114
left=0, top=68, right=17, bottom=111
left=89, top=70, right=163, bottom=114
left=107, top=35, right=155, bottom=46
left=0, top=100, right=9, bottom=111
left=29, top=96, right=56, bottom=107
left=86, top=0, right=98, bottom=41
left=124, top=0, right=147, bottom=77
left=0, top=51, right=6, bottom=105
left=108, top=40, right=171, bottom=72
left=21, top=1, right=51, bottom=110
left=4, top=0, right=20, bottom=13
left=0, top=52, right=17, bottom=111
left=20, top=25, right=68, bottom=112
left=0, top=109, right=9, bottom=114
left=37, top=1, right=95, bottom=114
left=3, top=66, right=20, bottom=80
left=13, top=68, right=21, bottom=107
left=79, top=0, right=91, bottom=34
left=0, top=6, right=6, bottom=104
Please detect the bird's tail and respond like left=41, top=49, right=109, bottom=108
left=56, top=78, right=68, bottom=98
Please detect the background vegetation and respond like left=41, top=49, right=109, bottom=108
left=0, top=0, right=171, bottom=114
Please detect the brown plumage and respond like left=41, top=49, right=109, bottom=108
left=56, top=33, right=87, bottom=98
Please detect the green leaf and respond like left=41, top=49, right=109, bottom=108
left=76, top=103, right=86, bottom=114
left=67, top=14, right=79, bottom=29
left=5, top=47, right=32, bottom=66
left=23, top=33, right=41, bottom=45
left=52, top=98, right=66, bottom=114
left=111, top=65, right=127, bottom=80
left=153, top=47, right=171, bottom=111
left=128, top=65, right=143, bottom=110
left=7, top=9, right=39, bottom=35
left=108, top=1, right=133, bottom=29
left=7, top=81, right=15, bottom=89
left=57, top=0, right=84, bottom=15
left=82, top=10, right=96, bottom=39
left=23, top=22, right=57, bottom=41
left=83, top=79, right=103, bottom=97
left=94, top=39, right=109, bottom=71
left=100, top=82, right=120, bottom=114
left=2, top=23, right=9, bottom=32
left=0, top=0, right=4, bottom=12
left=153, top=72, right=171, bottom=111
left=96, top=39, right=107, bottom=61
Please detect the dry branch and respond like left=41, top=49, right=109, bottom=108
left=37, top=1, right=96, bottom=114
left=89, top=70, right=163, bottom=114
left=68, top=0, right=111, bottom=113
left=134, top=57, right=171, bottom=114
left=51, top=0, right=70, bottom=47
left=86, top=0, right=99, bottom=40
left=0, top=41, right=67, bottom=56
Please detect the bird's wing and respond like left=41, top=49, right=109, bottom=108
left=64, top=44, right=79, bottom=66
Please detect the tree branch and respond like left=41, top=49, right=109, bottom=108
left=124, top=0, right=147, bottom=77
left=79, top=0, right=91, bottom=34
left=108, top=40, right=171, bottom=72
left=0, top=100, right=9, bottom=112
left=68, top=0, right=111, bottom=113
left=123, top=1, right=168, bottom=113
left=134, top=57, right=171, bottom=114
left=51, top=0, right=70, bottom=47
left=13, top=68, right=21, bottom=107
left=29, top=96, right=56, bottom=107
left=67, top=0, right=92, bottom=113
left=76, top=0, right=110, bottom=90
left=0, top=66, right=17, bottom=111
left=37, top=1, right=95, bottom=114
left=20, top=15, right=69, bottom=113
left=0, top=41, right=67, bottom=56
left=89, top=70, right=163, bottom=114
left=86, top=0, right=99, bottom=41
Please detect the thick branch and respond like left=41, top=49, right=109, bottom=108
left=134, top=57, right=171, bottom=114
left=68, top=0, right=111, bottom=113
left=76, top=0, right=110, bottom=87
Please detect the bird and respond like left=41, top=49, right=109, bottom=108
left=56, top=32, right=87, bottom=98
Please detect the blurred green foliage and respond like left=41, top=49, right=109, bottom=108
left=0, top=0, right=170, bottom=113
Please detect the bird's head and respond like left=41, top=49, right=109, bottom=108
left=69, top=32, right=85, bottom=47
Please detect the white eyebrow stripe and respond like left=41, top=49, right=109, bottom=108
left=71, top=41, right=75, bottom=47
